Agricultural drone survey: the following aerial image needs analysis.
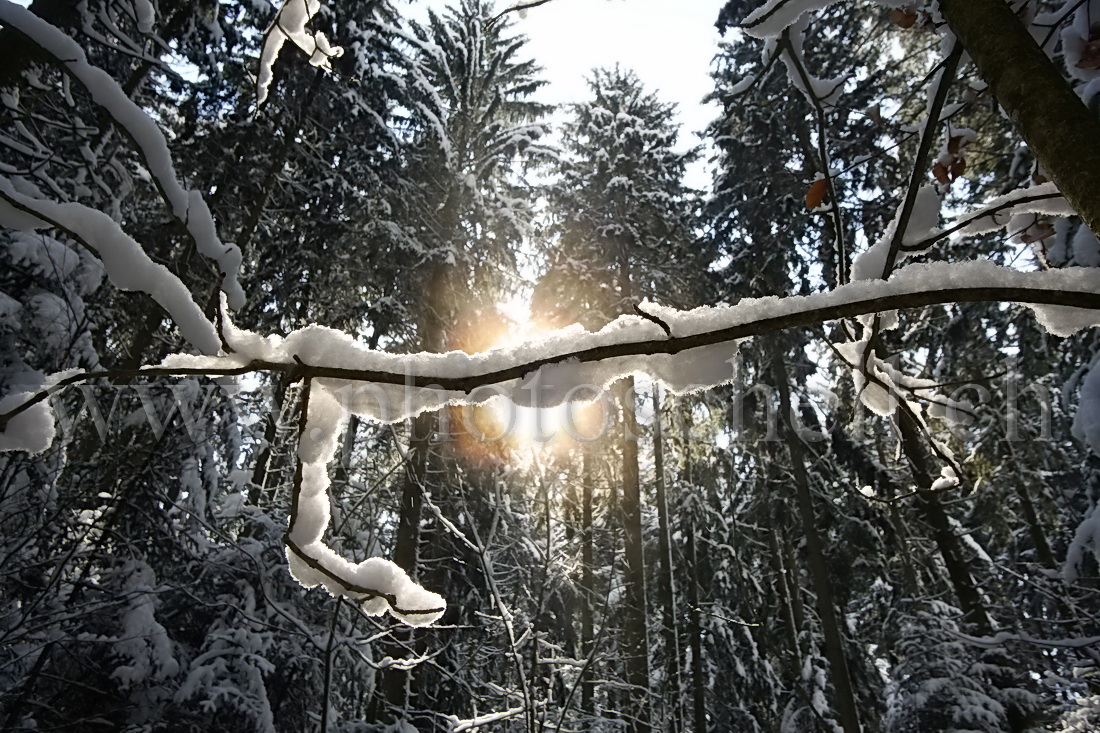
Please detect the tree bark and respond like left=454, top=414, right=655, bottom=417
left=940, top=0, right=1100, bottom=238
left=581, top=443, right=596, bottom=719
left=619, top=376, right=652, bottom=733
left=767, top=521, right=802, bottom=674
left=771, top=348, right=862, bottom=733
left=686, top=522, right=707, bottom=733
left=896, top=410, right=994, bottom=634
left=651, top=387, right=682, bottom=733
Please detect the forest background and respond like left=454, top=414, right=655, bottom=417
left=4, top=1, right=1100, bottom=732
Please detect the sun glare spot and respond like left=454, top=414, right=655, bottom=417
left=449, top=294, right=615, bottom=464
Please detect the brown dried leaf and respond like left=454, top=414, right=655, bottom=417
left=806, top=179, right=829, bottom=209
left=949, top=156, right=966, bottom=180
left=1019, top=220, right=1055, bottom=243
left=1077, top=41, right=1100, bottom=69
left=890, top=8, right=917, bottom=29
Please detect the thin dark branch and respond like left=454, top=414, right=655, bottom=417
left=488, top=0, right=555, bottom=28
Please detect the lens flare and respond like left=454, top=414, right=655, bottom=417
left=448, top=296, right=613, bottom=464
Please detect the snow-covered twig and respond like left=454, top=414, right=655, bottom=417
left=487, top=0, right=555, bottom=28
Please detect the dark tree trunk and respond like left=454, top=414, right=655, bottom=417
left=686, top=522, right=707, bottom=733
left=652, top=387, right=682, bottom=733
left=619, top=376, right=652, bottom=733
left=896, top=410, right=994, bottom=634
left=940, top=0, right=1100, bottom=238
left=771, top=348, right=862, bottom=733
left=581, top=444, right=596, bottom=719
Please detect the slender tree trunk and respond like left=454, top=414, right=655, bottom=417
left=377, top=409, right=434, bottom=718
left=767, top=522, right=801, bottom=675
left=896, top=410, right=993, bottom=633
left=882, top=473, right=921, bottom=598
left=940, top=0, right=1100, bottom=238
left=686, top=522, right=707, bottom=733
left=1006, top=442, right=1056, bottom=569
left=651, top=387, right=681, bottom=733
left=619, top=376, right=652, bottom=733
left=780, top=525, right=807, bottom=635
left=771, top=349, right=862, bottom=733
left=247, top=373, right=292, bottom=506
left=320, top=599, right=342, bottom=733
left=581, top=443, right=596, bottom=720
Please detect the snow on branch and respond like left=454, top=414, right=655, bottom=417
left=0, top=0, right=245, bottom=309
left=5, top=260, right=1099, bottom=448
left=3, top=260, right=1098, bottom=624
left=257, top=0, right=345, bottom=105
left=283, top=379, right=446, bottom=626
left=901, top=181, right=1071, bottom=252
left=0, top=179, right=221, bottom=355
left=741, top=0, right=844, bottom=39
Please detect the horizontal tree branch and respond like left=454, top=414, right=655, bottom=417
left=3, top=279, right=1099, bottom=432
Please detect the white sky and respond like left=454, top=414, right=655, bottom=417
left=402, top=0, right=728, bottom=188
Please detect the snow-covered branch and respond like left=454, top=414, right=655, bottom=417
left=257, top=0, right=345, bottom=105
left=4, top=260, right=1099, bottom=447
left=0, top=179, right=221, bottom=355
left=0, top=1, right=244, bottom=308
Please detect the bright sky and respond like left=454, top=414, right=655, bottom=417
left=402, top=0, right=728, bottom=189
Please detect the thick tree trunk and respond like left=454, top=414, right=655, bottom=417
left=940, top=0, right=1100, bottom=238
left=771, top=349, right=862, bottom=733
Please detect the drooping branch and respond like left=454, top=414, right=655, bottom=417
left=0, top=1, right=245, bottom=307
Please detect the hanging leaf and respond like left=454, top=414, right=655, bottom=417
left=949, top=157, right=966, bottom=180
left=805, top=179, right=828, bottom=209
left=890, top=8, right=918, bottom=29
